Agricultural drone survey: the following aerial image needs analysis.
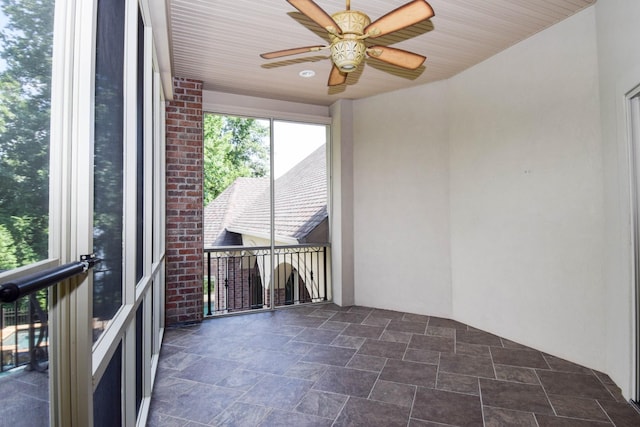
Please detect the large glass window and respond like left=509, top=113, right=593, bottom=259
left=272, top=121, right=329, bottom=306
left=0, top=0, right=55, bottom=270
left=136, top=9, right=144, bottom=283
left=203, top=115, right=329, bottom=315
left=93, top=343, right=123, bottom=427
left=93, top=0, right=125, bottom=340
left=0, top=1, right=55, bottom=426
left=135, top=303, right=143, bottom=416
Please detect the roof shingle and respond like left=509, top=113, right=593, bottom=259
left=204, top=146, right=327, bottom=246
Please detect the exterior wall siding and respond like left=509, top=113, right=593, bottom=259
left=165, top=77, right=204, bottom=324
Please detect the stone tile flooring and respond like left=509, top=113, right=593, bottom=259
left=148, top=304, right=640, bottom=426
left=0, top=368, right=49, bottom=426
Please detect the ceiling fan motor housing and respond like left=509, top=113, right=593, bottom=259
left=330, top=10, right=370, bottom=72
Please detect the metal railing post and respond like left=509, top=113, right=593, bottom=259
left=207, top=252, right=212, bottom=316
left=323, top=246, right=327, bottom=301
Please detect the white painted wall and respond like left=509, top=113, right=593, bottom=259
left=330, top=100, right=355, bottom=306
left=595, top=0, right=640, bottom=399
left=448, top=7, right=606, bottom=372
left=352, top=81, right=452, bottom=317
left=349, top=6, right=620, bottom=388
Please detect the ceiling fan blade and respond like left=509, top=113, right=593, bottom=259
left=367, top=46, right=426, bottom=70
left=260, top=45, right=327, bottom=59
left=364, top=0, right=435, bottom=38
left=328, top=65, right=347, bottom=86
left=287, top=0, right=342, bottom=34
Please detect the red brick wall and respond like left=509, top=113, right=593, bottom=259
left=165, top=77, right=203, bottom=324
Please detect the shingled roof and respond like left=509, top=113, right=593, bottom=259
left=204, top=146, right=327, bottom=247
left=203, top=177, right=269, bottom=246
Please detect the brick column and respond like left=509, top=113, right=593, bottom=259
left=165, top=77, right=203, bottom=324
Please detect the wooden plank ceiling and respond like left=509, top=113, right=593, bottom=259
left=167, top=0, right=596, bottom=106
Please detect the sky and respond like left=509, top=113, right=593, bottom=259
left=272, top=121, right=328, bottom=178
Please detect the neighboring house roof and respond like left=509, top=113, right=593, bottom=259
left=204, top=146, right=327, bottom=246
left=204, top=177, right=269, bottom=246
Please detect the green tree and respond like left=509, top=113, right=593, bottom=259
left=0, top=0, right=54, bottom=267
left=0, top=224, right=17, bottom=270
left=203, top=114, right=269, bottom=204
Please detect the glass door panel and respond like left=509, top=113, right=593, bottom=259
left=92, top=0, right=126, bottom=341
left=202, top=114, right=271, bottom=314
left=272, top=121, right=329, bottom=307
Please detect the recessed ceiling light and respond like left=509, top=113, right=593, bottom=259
left=299, top=70, right=316, bottom=78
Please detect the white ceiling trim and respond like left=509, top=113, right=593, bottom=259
left=203, top=91, right=332, bottom=124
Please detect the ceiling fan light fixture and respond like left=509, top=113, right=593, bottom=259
left=299, top=69, right=316, bottom=78
left=330, top=39, right=366, bottom=73
left=262, top=0, right=435, bottom=86
left=330, top=10, right=370, bottom=36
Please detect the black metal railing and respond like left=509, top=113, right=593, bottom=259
left=0, top=254, right=100, bottom=372
left=204, top=244, right=329, bottom=316
left=1, top=293, right=48, bottom=372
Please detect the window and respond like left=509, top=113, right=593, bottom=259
left=203, top=115, right=330, bottom=314
left=93, top=0, right=126, bottom=340
left=0, top=2, right=56, bottom=424
left=0, top=0, right=55, bottom=271
left=0, top=1, right=167, bottom=425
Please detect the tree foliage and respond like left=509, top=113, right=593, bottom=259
left=0, top=0, right=54, bottom=268
left=203, top=114, right=269, bottom=205
left=0, top=224, right=17, bottom=270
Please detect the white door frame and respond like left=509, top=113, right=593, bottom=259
left=627, top=84, right=640, bottom=405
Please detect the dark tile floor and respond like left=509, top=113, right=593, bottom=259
left=148, top=304, right=640, bottom=426
left=0, top=368, right=49, bottom=426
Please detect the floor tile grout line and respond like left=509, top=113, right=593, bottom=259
left=539, top=412, right=619, bottom=425
left=330, top=395, right=350, bottom=427
left=539, top=352, right=555, bottom=371
left=434, top=351, right=442, bottom=391
left=406, top=384, right=418, bottom=427
left=478, top=376, right=487, bottom=427
left=366, top=317, right=390, bottom=402
left=366, top=357, right=388, bottom=400
left=592, top=367, right=622, bottom=402
left=532, top=412, right=542, bottom=427
left=488, top=345, right=498, bottom=380
left=595, top=399, right=618, bottom=426
left=533, top=368, right=558, bottom=417
left=453, top=325, right=457, bottom=356
left=254, top=406, right=274, bottom=427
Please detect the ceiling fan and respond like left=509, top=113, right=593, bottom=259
left=260, top=0, right=435, bottom=86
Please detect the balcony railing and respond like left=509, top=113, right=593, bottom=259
left=204, top=244, right=329, bottom=316
left=1, top=292, right=48, bottom=373
left=0, top=255, right=99, bottom=373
